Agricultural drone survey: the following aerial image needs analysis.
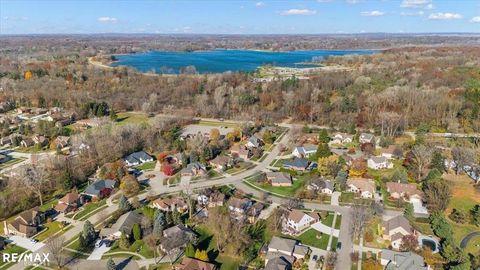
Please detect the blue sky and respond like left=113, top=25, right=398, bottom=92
left=1, top=0, right=479, bottom=34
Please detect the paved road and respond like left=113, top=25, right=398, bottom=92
left=460, top=231, right=480, bottom=249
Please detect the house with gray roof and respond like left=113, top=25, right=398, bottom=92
left=368, top=156, right=393, bottom=170
left=283, top=158, right=309, bottom=171
left=265, top=236, right=309, bottom=269
left=180, top=162, right=207, bottom=177
left=307, top=178, right=335, bottom=194
left=82, top=179, right=117, bottom=199
left=246, top=135, right=263, bottom=148
left=124, top=151, right=154, bottom=167
left=380, top=249, right=428, bottom=270
left=100, top=211, right=143, bottom=240
left=360, top=133, right=375, bottom=144
left=266, top=172, right=292, bottom=187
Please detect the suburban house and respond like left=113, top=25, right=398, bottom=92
left=292, top=145, right=317, bottom=158
left=176, top=257, right=217, bottom=270
left=181, top=162, right=207, bottom=177
left=54, top=136, right=71, bottom=149
left=160, top=224, right=196, bottom=253
left=82, top=179, right=117, bottom=200
left=230, top=144, right=250, bottom=160
left=54, top=192, right=81, bottom=214
left=382, top=145, right=401, bottom=159
left=5, top=207, right=45, bottom=238
left=265, top=236, right=310, bottom=270
left=151, top=197, right=188, bottom=212
left=266, top=172, right=293, bottom=187
left=228, top=197, right=252, bottom=216
left=124, top=151, right=154, bottom=167
left=20, top=137, right=35, bottom=148
left=209, top=155, right=232, bottom=171
left=283, top=158, right=309, bottom=171
left=284, top=210, right=319, bottom=235
left=380, top=249, right=428, bottom=270
left=246, top=135, right=263, bottom=148
left=347, top=178, right=376, bottom=199
left=100, top=211, right=143, bottom=240
left=198, top=189, right=226, bottom=208
left=382, top=215, right=415, bottom=250
left=368, top=156, right=393, bottom=170
left=386, top=182, right=423, bottom=201
left=359, top=133, right=375, bottom=144
left=329, top=133, right=354, bottom=146
left=32, top=135, right=49, bottom=147
left=307, top=178, right=335, bottom=194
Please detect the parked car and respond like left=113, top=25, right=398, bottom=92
left=336, top=242, right=342, bottom=250
left=312, top=255, right=318, bottom=261
left=95, top=239, right=103, bottom=248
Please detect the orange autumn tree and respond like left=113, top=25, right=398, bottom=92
left=24, top=71, right=33, bottom=80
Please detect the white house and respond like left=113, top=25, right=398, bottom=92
left=292, top=145, right=317, bottom=158
left=124, top=151, right=154, bottom=167
left=285, top=210, right=318, bottom=234
left=368, top=156, right=393, bottom=170
left=329, top=133, right=354, bottom=145
left=347, top=178, right=375, bottom=199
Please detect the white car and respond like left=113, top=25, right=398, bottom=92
left=94, top=239, right=103, bottom=248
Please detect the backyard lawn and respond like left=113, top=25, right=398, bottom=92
left=73, top=199, right=107, bottom=220
left=296, top=229, right=330, bottom=250
left=198, top=120, right=239, bottom=128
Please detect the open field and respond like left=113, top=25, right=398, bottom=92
left=116, top=112, right=151, bottom=125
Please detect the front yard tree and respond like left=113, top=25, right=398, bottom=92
left=118, top=195, right=132, bottom=212
left=423, top=178, right=451, bottom=213
left=106, top=258, right=116, bottom=270
left=350, top=205, right=372, bottom=241
left=430, top=151, right=445, bottom=172
left=82, top=220, right=97, bottom=247
left=153, top=210, right=166, bottom=237
left=45, top=235, right=66, bottom=268
left=120, top=174, right=140, bottom=197
left=16, top=164, right=48, bottom=205
left=316, top=143, right=331, bottom=158
left=325, top=251, right=337, bottom=270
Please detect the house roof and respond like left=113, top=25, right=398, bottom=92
left=59, top=192, right=79, bottom=205
left=369, top=156, right=388, bottom=164
left=266, top=172, right=292, bottom=184
left=360, top=133, right=375, bottom=141
left=314, top=178, right=334, bottom=190
left=381, top=249, right=428, bottom=270
left=269, top=236, right=297, bottom=253
left=17, top=207, right=43, bottom=224
left=125, top=151, right=152, bottom=164
left=152, top=197, right=186, bottom=209
left=178, top=257, right=217, bottom=270
left=347, top=178, right=375, bottom=194
left=100, top=211, right=143, bottom=237
left=163, top=224, right=195, bottom=238
left=248, top=136, right=262, bottom=147
left=228, top=197, right=251, bottom=209
left=209, top=155, right=231, bottom=166
left=181, top=162, right=206, bottom=174
left=383, top=215, right=412, bottom=236
left=386, top=182, right=423, bottom=197
left=283, top=159, right=309, bottom=169
left=83, top=179, right=116, bottom=196
left=287, top=210, right=310, bottom=224
left=293, top=145, right=317, bottom=155
left=265, top=255, right=293, bottom=270
left=54, top=203, right=69, bottom=213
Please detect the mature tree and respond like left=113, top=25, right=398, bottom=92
left=349, top=159, right=367, bottom=177
left=181, top=182, right=194, bottom=219
left=325, top=251, right=337, bottom=270
left=210, top=128, right=220, bottom=141
left=120, top=174, right=140, bottom=197
left=400, top=234, right=419, bottom=251
left=318, top=129, right=330, bottom=143
left=350, top=205, right=372, bottom=241
left=45, top=235, right=66, bottom=268
left=423, top=178, right=451, bottom=213
left=153, top=210, right=166, bottom=238
left=391, top=167, right=408, bottom=183
left=16, top=164, right=48, bottom=205
left=471, top=204, right=480, bottom=226
left=106, top=258, right=116, bottom=270
left=318, top=155, right=339, bottom=176
left=119, top=232, right=130, bottom=249
left=430, top=213, right=453, bottom=241
left=449, top=209, right=468, bottom=224
left=118, top=195, right=132, bottom=212
left=430, top=151, right=445, bottom=173
left=316, top=143, right=331, bottom=158
left=451, top=147, right=476, bottom=175
left=285, top=197, right=302, bottom=210
left=82, top=220, right=97, bottom=247
left=411, top=145, right=434, bottom=181
left=144, top=234, right=159, bottom=263
left=362, top=258, right=382, bottom=270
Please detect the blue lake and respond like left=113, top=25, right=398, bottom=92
left=110, top=49, right=376, bottom=74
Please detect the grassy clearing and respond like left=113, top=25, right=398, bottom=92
left=296, top=229, right=329, bottom=250
left=116, top=112, right=151, bottom=126
left=73, top=199, right=107, bottom=221
left=198, top=120, right=239, bottom=128
left=35, top=221, right=64, bottom=241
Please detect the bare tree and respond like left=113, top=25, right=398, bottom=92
left=350, top=205, right=371, bottom=241
left=325, top=251, right=338, bottom=270
left=411, top=145, right=434, bottom=181
left=45, top=235, right=66, bottom=268
left=16, top=164, right=48, bottom=205
left=452, top=146, right=476, bottom=175
left=180, top=182, right=194, bottom=219
left=285, top=197, right=302, bottom=210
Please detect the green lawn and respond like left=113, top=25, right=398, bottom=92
left=35, top=221, right=64, bottom=241
left=107, top=239, right=154, bottom=259
left=225, top=161, right=254, bottom=175
left=0, top=244, right=28, bottom=268
left=135, top=161, right=156, bottom=171
left=38, top=199, right=59, bottom=212
left=339, top=192, right=354, bottom=203
left=195, top=225, right=243, bottom=269
left=73, top=199, right=107, bottom=220
left=198, top=120, right=239, bottom=128
left=116, top=112, right=151, bottom=126
left=322, top=213, right=335, bottom=227
left=296, top=229, right=330, bottom=250
left=334, top=214, right=342, bottom=230
left=245, top=176, right=306, bottom=197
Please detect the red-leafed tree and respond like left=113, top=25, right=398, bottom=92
left=157, top=152, right=168, bottom=163
left=162, top=164, right=175, bottom=176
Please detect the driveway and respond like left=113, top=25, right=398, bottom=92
left=87, top=243, right=111, bottom=260
left=8, top=236, right=45, bottom=252
left=331, top=192, right=341, bottom=206
left=307, top=246, right=328, bottom=270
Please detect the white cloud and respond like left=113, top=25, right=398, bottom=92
left=347, top=0, right=361, bottom=4
left=360, top=10, right=385, bottom=17
left=400, top=0, right=432, bottom=8
left=97, top=16, right=117, bottom=23
left=471, top=16, right=480, bottom=23
left=280, top=9, right=317, bottom=16
left=428, top=12, right=462, bottom=20
left=255, top=2, right=264, bottom=7
left=317, top=0, right=333, bottom=2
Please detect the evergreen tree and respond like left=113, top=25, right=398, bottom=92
left=318, top=129, right=330, bottom=143
left=106, top=258, right=116, bottom=270
left=62, top=170, right=73, bottom=190
left=82, top=221, right=96, bottom=247
left=430, top=151, right=445, bottom=173
left=118, top=195, right=132, bottom=212
left=78, top=234, right=86, bottom=249
left=165, top=211, right=173, bottom=225
left=404, top=203, right=414, bottom=222
left=316, top=143, right=331, bottom=158
left=132, top=223, right=142, bottom=241
left=153, top=211, right=166, bottom=238
left=172, top=209, right=182, bottom=225
left=119, top=233, right=130, bottom=249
